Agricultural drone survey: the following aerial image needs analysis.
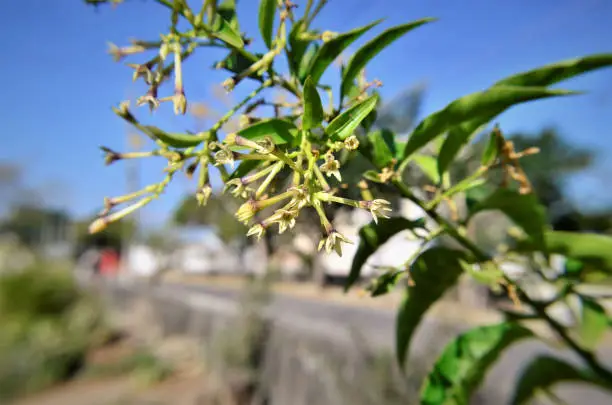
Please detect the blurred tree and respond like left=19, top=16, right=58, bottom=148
left=173, top=193, right=248, bottom=245
left=0, top=205, right=71, bottom=248
left=72, top=216, right=135, bottom=257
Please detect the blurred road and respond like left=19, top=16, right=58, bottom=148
left=131, top=280, right=612, bottom=404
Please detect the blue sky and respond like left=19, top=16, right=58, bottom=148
left=1, top=0, right=611, bottom=228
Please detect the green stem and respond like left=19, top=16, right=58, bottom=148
left=211, top=79, right=274, bottom=133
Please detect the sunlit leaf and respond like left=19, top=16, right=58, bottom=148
left=302, top=76, right=324, bottom=130
left=305, top=20, right=381, bottom=84
left=367, top=129, right=395, bottom=168
left=298, top=43, right=320, bottom=82
left=346, top=217, right=426, bottom=291
left=211, top=13, right=244, bottom=49
left=413, top=154, right=439, bottom=184
left=544, top=231, right=612, bottom=271
left=397, top=247, right=466, bottom=369
left=469, top=188, right=548, bottom=249
left=287, top=19, right=311, bottom=79
left=437, top=120, right=488, bottom=176
left=420, top=323, right=533, bottom=405
left=340, top=18, right=435, bottom=101
left=401, top=86, right=577, bottom=166
left=144, top=126, right=205, bottom=148
left=237, top=119, right=297, bottom=145
left=494, top=53, right=612, bottom=87
left=218, top=0, right=240, bottom=31
left=511, top=356, right=612, bottom=405
left=481, top=129, right=499, bottom=166
left=326, top=94, right=379, bottom=140
left=215, top=50, right=263, bottom=80
left=229, top=160, right=265, bottom=180
left=368, top=269, right=404, bottom=297
left=579, top=297, right=608, bottom=350
left=258, top=0, right=276, bottom=49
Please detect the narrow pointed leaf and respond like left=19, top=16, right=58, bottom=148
left=401, top=86, right=577, bottom=164
left=341, top=18, right=435, bottom=100
left=367, top=129, right=396, bottom=168
left=218, top=0, right=240, bottom=31
left=287, top=19, right=311, bottom=78
left=144, top=126, right=205, bottom=148
left=494, top=53, right=612, bottom=87
left=397, top=247, right=465, bottom=369
left=511, top=356, right=612, bottom=405
left=420, top=323, right=533, bottom=405
left=346, top=217, right=426, bottom=291
left=306, top=20, right=382, bottom=84
left=258, top=0, right=276, bottom=49
left=215, top=50, right=264, bottom=80
left=543, top=231, right=612, bottom=271
left=480, top=129, right=499, bottom=166
left=298, top=43, right=320, bottom=82
left=579, top=297, right=608, bottom=350
left=229, top=160, right=265, bottom=180
left=326, top=94, right=379, bottom=140
left=237, top=119, right=297, bottom=145
left=469, top=188, right=548, bottom=249
left=437, top=120, right=489, bottom=176
left=211, top=14, right=244, bottom=48
left=302, top=76, right=324, bottom=130
left=413, top=154, right=440, bottom=184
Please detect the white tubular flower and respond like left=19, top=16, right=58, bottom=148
left=366, top=199, right=392, bottom=224
left=224, top=178, right=253, bottom=200
left=344, top=135, right=360, bottom=151
left=317, top=231, right=353, bottom=257
left=235, top=200, right=258, bottom=224
left=319, top=153, right=342, bottom=182
left=269, top=209, right=298, bottom=234
left=246, top=224, right=266, bottom=241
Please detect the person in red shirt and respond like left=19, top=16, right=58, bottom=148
left=98, top=248, right=120, bottom=277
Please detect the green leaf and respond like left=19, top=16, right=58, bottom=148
left=144, top=126, right=205, bottom=148
left=237, top=118, right=297, bottom=145
left=579, top=297, right=608, bottom=350
left=469, top=188, right=548, bottom=249
left=258, top=0, right=276, bottom=49
left=397, top=247, right=466, bottom=369
left=413, top=154, right=440, bottom=184
left=306, top=20, right=381, bottom=84
left=544, top=231, right=612, bottom=271
left=211, top=13, right=244, bottom=49
left=460, top=260, right=504, bottom=293
left=218, top=0, right=240, bottom=31
left=346, top=217, right=426, bottom=291
left=302, top=76, right=324, bottom=130
left=480, top=129, right=499, bottom=166
left=326, top=94, right=379, bottom=141
left=494, top=53, right=612, bottom=87
left=215, top=50, right=263, bottom=80
left=401, top=86, right=577, bottom=164
left=511, top=356, right=612, bottom=405
left=420, top=323, right=533, bottom=405
left=340, top=18, right=435, bottom=101
left=367, top=129, right=395, bottom=168
left=437, top=120, right=488, bottom=176
left=367, top=269, right=404, bottom=297
left=229, top=160, right=265, bottom=180
left=287, top=19, right=311, bottom=79
left=363, top=170, right=384, bottom=183
left=298, top=43, right=320, bottom=82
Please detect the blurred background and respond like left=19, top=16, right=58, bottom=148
left=0, top=0, right=611, bottom=404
